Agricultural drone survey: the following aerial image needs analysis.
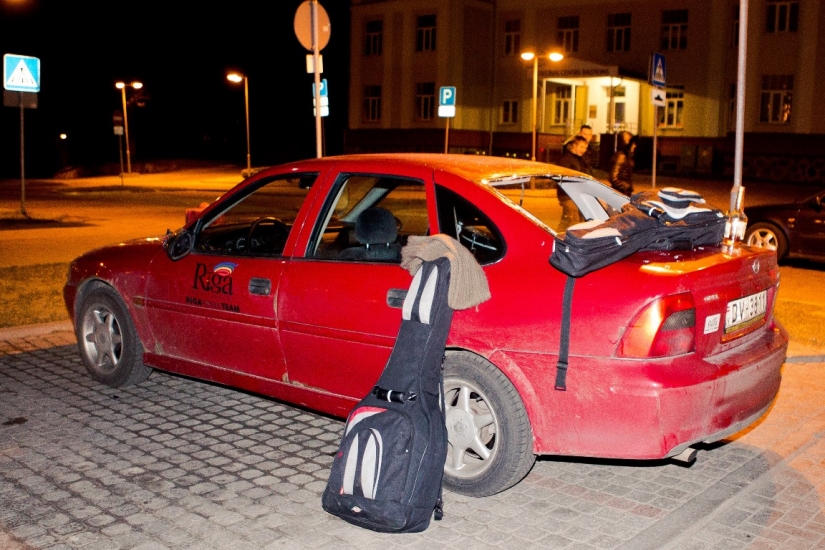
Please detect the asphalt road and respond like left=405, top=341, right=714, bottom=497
left=0, top=166, right=243, bottom=268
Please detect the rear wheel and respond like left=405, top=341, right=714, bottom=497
left=442, top=351, right=535, bottom=497
left=75, top=284, right=152, bottom=387
left=745, top=222, right=788, bottom=260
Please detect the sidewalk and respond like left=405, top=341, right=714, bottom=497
left=2, top=322, right=824, bottom=549
left=22, top=164, right=246, bottom=192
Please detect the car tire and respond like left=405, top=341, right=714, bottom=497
left=442, top=351, right=535, bottom=497
left=75, top=284, right=152, bottom=388
left=745, top=222, right=788, bottom=260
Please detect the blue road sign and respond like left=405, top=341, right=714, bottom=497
left=4, top=54, right=40, bottom=93
left=311, top=78, right=328, bottom=97
left=312, top=79, right=329, bottom=117
left=650, top=53, right=666, bottom=88
left=438, top=86, right=456, bottom=118
left=440, top=86, right=456, bottom=106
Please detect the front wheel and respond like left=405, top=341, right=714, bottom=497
left=442, top=351, right=535, bottom=497
left=745, top=222, right=788, bottom=260
left=75, top=284, right=152, bottom=387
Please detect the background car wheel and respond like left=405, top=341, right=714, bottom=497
left=442, top=351, right=535, bottom=497
left=76, top=284, right=152, bottom=387
left=745, top=222, right=788, bottom=260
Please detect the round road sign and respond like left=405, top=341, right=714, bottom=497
left=294, top=1, right=331, bottom=51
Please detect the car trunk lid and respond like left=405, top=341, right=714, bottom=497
left=631, top=244, right=781, bottom=359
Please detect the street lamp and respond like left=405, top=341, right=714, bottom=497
left=520, top=51, right=564, bottom=161
left=115, top=81, right=142, bottom=174
left=227, top=72, right=251, bottom=175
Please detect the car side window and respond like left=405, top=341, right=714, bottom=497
left=309, top=175, right=428, bottom=262
left=435, top=184, right=505, bottom=265
left=193, top=174, right=317, bottom=257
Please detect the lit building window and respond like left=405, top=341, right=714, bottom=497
left=759, top=75, right=793, bottom=124
left=501, top=100, right=518, bottom=124
left=607, top=13, right=631, bottom=52
left=416, top=14, right=437, bottom=52
left=365, top=20, right=383, bottom=56
left=553, top=86, right=571, bottom=126
left=415, top=82, right=436, bottom=121
left=661, top=10, right=688, bottom=50
left=658, top=86, right=685, bottom=128
left=766, top=1, right=799, bottom=33
left=504, top=19, right=521, bottom=56
left=363, top=85, right=382, bottom=122
left=557, top=16, right=579, bottom=53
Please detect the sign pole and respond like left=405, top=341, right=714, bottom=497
left=649, top=53, right=667, bottom=191
left=19, top=99, right=26, bottom=216
left=4, top=54, right=41, bottom=217
left=732, top=0, right=749, bottom=211
left=118, top=134, right=125, bottom=186
left=438, top=86, right=457, bottom=153
left=652, top=106, right=658, bottom=189
left=311, top=0, right=323, bottom=158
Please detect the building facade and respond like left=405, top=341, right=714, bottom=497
left=347, top=0, right=825, bottom=179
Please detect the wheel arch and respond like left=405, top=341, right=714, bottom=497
left=746, top=220, right=790, bottom=259
left=74, top=278, right=150, bottom=356
left=444, top=346, right=540, bottom=450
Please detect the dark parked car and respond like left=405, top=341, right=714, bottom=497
left=745, top=189, right=825, bottom=262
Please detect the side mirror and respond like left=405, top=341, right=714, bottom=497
left=165, top=230, right=194, bottom=261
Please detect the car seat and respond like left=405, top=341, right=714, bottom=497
left=339, top=207, right=401, bottom=261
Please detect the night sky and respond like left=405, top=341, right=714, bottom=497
left=0, top=0, right=350, bottom=178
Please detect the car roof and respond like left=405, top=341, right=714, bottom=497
left=279, top=153, right=590, bottom=183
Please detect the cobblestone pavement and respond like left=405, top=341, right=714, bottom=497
left=1, top=326, right=824, bottom=550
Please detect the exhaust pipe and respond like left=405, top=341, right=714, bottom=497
left=671, top=446, right=698, bottom=465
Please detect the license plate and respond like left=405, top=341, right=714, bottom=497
left=725, top=290, right=767, bottom=333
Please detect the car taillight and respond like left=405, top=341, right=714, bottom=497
left=618, top=292, right=695, bottom=358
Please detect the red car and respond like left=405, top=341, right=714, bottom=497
left=64, top=153, right=788, bottom=497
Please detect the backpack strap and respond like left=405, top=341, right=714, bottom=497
left=402, top=262, right=439, bottom=324
left=555, top=275, right=576, bottom=391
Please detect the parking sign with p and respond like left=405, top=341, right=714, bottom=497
left=438, top=86, right=456, bottom=118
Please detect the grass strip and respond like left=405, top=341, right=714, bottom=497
left=0, top=263, right=70, bottom=328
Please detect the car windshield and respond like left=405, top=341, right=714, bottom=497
left=485, top=174, right=627, bottom=234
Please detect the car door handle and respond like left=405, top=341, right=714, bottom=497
left=249, top=278, right=272, bottom=296
left=387, top=288, right=407, bottom=308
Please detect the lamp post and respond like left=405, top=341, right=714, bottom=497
left=115, top=81, right=142, bottom=174
left=520, top=51, right=563, bottom=161
left=227, top=72, right=251, bottom=175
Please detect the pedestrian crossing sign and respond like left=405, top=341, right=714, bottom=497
left=650, top=53, right=666, bottom=88
left=4, top=54, right=40, bottom=93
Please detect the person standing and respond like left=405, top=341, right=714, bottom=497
left=608, top=130, right=636, bottom=196
left=555, top=135, right=591, bottom=231
left=563, top=125, right=595, bottom=174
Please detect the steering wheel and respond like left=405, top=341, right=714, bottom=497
left=247, top=217, right=289, bottom=254
left=459, top=225, right=498, bottom=252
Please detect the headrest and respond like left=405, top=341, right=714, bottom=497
left=355, top=207, right=398, bottom=245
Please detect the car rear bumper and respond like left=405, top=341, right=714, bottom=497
left=493, top=321, right=788, bottom=460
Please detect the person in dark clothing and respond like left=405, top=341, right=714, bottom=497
left=608, top=131, right=636, bottom=196
left=555, top=135, right=591, bottom=231
left=562, top=125, right=594, bottom=174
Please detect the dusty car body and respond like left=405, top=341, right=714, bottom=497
left=64, top=154, right=788, bottom=497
